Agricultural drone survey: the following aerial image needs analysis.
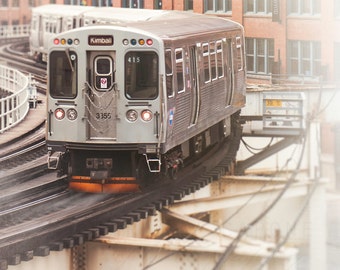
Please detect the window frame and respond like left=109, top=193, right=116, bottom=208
left=246, top=38, right=274, bottom=75
left=175, top=48, right=185, bottom=94
left=49, top=50, right=78, bottom=99
left=204, top=0, right=232, bottom=13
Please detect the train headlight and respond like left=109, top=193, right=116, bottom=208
left=55, top=108, right=65, bottom=120
left=141, top=110, right=153, bottom=122
left=146, top=39, right=153, bottom=46
left=126, top=110, right=138, bottom=122
left=66, top=108, right=78, bottom=121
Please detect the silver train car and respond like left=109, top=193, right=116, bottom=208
left=29, top=4, right=94, bottom=62
left=46, top=9, right=246, bottom=193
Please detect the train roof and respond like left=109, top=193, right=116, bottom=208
left=84, top=8, right=243, bottom=39
left=83, top=7, right=177, bottom=23
left=32, top=4, right=94, bottom=16
left=128, top=15, right=242, bottom=39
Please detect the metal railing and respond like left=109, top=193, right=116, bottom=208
left=0, top=64, right=29, bottom=133
left=0, top=24, right=30, bottom=39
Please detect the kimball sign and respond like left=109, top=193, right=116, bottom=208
left=88, top=35, right=114, bottom=46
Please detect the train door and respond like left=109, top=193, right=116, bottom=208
left=225, top=39, right=233, bottom=106
left=39, top=16, right=43, bottom=48
left=189, top=45, right=200, bottom=125
left=85, top=51, right=117, bottom=140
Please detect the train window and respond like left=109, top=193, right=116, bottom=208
left=49, top=50, right=77, bottom=99
left=125, top=51, right=158, bottom=100
left=202, top=43, right=210, bottom=83
left=210, top=41, right=217, bottom=80
left=236, top=36, right=244, bottom=71
left=94, top=56, right=114, bottom=91
left=175, top=48, right=184, bottom=93
left=216, top=41, right=224, bottom=78
left=165, top=49, right=174, bottom=97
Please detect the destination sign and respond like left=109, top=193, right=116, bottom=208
left=88, top=35, right=114, bottom=46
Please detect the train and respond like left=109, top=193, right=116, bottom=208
left=30, top=4, right=191, bottom=62
left=29, top=4, right=95, bottom=62
left=46, top=8, right=246, bottom=193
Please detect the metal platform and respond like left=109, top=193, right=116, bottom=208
left=241, top=91, right=305, bottom=137
left=237, top=91, right=306, bottom=175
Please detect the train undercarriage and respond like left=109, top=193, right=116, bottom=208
left=51, top=112, right=242, bottom=193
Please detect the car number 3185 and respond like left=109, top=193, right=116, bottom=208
left=96, top=113, right=112, bottom=120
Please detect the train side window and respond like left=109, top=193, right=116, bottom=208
left=210, top=41, right=217, bottom=80
left=49, top=50, right=77, bottom=99
left=225, top=39, right=233, bottom=106
left=175, top=48, right=184, bottom=93
left=216, top=40, right=224, bottom=78
left=165, top=49, right=174, bottom=98
left=94, top=56, right=114, bottom=91
left=236, top=36, right=244, bottom=71
left=45, top=21, right=49, bottom=33
left=202, top=43, right=210, bottom=83
left=125, top=51, right=158, bottom=100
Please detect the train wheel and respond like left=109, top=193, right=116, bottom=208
left=168, top=166, right=178, bottom=180
left=136, top=157, right=150, bottom=188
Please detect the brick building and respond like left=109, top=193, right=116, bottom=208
left=0, top=0, right=339, bottom=83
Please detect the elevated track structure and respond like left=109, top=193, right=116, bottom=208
left=0, top=32, right=336, bottom=270
left=0, top=65, right=31, bottom=133
left=0, top=25, right=30, bottom=45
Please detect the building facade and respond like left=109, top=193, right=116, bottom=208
left=0, top=0, right=339, bottom=83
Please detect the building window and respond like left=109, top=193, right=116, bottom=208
left=28, top=0, right=34, bottom=7
left=335, top=43, right=340, bottom=82
left=1, top=0, right=8, bottom=7
left=184, top=0, right=193, bottom=11
left=92, top=0, right=112, bottom=6
left=64, top=0, right=88, bottom=5
left=335, top=0, right=340, bottom=17
left=288, top=0, right=320, bottom=15
left=122, top=0, right=144, bottom=8
left=246, top=38, right=274, bottom=74
left=244, top=0, right=272, bottom=14
left=154, top=0, right=162, bottom=9
left=288, top=40, right=321, bottom=77
left=205, top=0, right=232, bottom=13
left=12, top=0, right=19, bottom=7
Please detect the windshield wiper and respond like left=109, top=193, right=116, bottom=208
left=65, top=48, right=74, bottom=73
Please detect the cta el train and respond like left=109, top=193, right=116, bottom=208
left=46, top=8, right=246, bottom=193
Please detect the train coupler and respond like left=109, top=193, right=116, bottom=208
left=144, top=154, right=161, bottom=173
left=47, top=151, right=62, bottom=170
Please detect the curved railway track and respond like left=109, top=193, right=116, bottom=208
left=0, top=41, right=243, bottom=269
left=0, top=128, right=241, bottom=268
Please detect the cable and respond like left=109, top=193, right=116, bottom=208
left=309, top=82, right=338, bottom=120
left=241, top=137, right=274, bottom=155
left=144, top=99, right=314, bottom=269
left=213, top=130, right=307, bottom=270
left=143, top=133, right=306, bottom=270
left=256, top=176, right=319, bottom=270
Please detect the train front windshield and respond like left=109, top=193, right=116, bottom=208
left=125, top=51, right=158, bottom=100
left=49, top=50, right=77, bottom=99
